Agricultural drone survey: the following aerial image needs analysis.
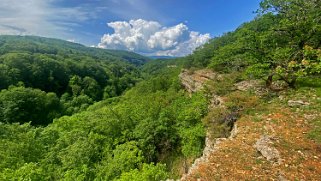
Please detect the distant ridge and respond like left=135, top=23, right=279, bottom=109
left=149, top=56, right=178, bottom=60
left=0, top=35, right=150, bottom=65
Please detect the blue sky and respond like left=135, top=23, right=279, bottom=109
left=0, top=0, right=261, bottom=56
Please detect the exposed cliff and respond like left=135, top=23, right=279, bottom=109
left=179, top=69, right=238, bottom=180
left=178, top=69, right=321, bottom=181
left=179, top=69, right=220, bottom=93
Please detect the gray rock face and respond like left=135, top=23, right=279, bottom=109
left=235, top=80, right=262, bottom=91
left=254, top=135, right=281, bottom=164
left=179, top=69, right=218, bottom=93
left=234, top=80, right=268, bottom=96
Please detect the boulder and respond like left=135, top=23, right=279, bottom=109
left=254, top=135, right=281, bottom=164
left=288, top=100, right=310, bottom=107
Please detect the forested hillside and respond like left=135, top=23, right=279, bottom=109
left=185, top=0, right=320, bottom=86
left=0, top=35, right=149, bottom=125
left=0, top=35, right=208, bottom=180
left=0, top=0, right=321, bottom=180
left=0, top=65, right=209, bottom=180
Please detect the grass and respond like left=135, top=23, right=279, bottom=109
left=308, top=119, right=321, bottom=143
left=294, top=77, right=321, bottom=144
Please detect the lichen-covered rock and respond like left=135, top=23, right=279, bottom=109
left=179, top=69, right=218, bottom=93
left=254, top=135, right=281, bottom=164
left=234, top=80, right=262, bottom=91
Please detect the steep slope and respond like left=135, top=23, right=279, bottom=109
left=175, top=2, right=321, bottom=178
left=178, top=69, right=321, bottom=180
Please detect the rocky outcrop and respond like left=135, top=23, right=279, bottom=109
left=234, top=80, right=268, bottom=96
left=235, top=80, right=262, bottom=91
left=254, top=135, right=282, bottom=165
left=179, top=69, right=219, bottom=93
left=235, top=80, right=289, bottom=95
left=181, top=123, right=238, bottom=181
left=177, top=75, right=321, bottom=180
left=178, top=69, right=238, bottom=181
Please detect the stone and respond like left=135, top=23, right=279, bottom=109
left=234, top=80, right=262, bottom=91
left=254, top=135, right=281, bottom=164
left=288, top=100, right=310, bottom=107
left=179, top=69, right=218, bottom=93
left=234, top=80, right=268, bottom=96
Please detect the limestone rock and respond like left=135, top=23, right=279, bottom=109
left=234, top=80, right=262, bottom=91
left=181, top=124, right=238, bottom=181
left=234, top=80, right=268, bottom=96
left=254, top=135, right=281, bottom=164
left=288, top=100, right=310, bottom=107
left=179, top=69, right=218, bottom=93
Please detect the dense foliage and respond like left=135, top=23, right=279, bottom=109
left=0, top=67, right=208, bottom=180
left=0, top=35, right=148, bottom=124
left=0, top=86, right=61, bottom=125
left=185, top=0, right=321, bottom=87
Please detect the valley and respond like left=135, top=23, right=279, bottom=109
left=0, top=0, right=320, bottom=180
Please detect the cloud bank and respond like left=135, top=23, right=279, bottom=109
left=98, top=19, right=210, bottom=56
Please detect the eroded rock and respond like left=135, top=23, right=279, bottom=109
left=234, top=80, right=268, bottom=96
left=254, top=135, right=281, bottom=164
left=181, top=124, right=238, bottom=181
left=179, top=69, right=218, bottom=93
left=179, top=69, right=238, bottom=181
left=234, top=80, right=262, bottom=91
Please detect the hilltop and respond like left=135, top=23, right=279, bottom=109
left=0, top=35, right=150, bottom=65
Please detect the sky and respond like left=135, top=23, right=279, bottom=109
left=0, top=0, right=262, bottom=56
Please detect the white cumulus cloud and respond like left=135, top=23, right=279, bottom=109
left=98, top=19, right=210, bottom=56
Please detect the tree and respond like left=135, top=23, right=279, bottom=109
left=274, top=46, right=321, bottom=85
left=0, top=86, right=61, bottom=125
left=245, top=0, right=321, bottom=88
left=96, top=141, right=144, bottom=180
left=116, top=163, right=168, bottom=181
left=82, top=76, right=102, bottom=101
left=259, top=0, right=321, bottom=49
left=178, top=123, right=205, bottom=173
